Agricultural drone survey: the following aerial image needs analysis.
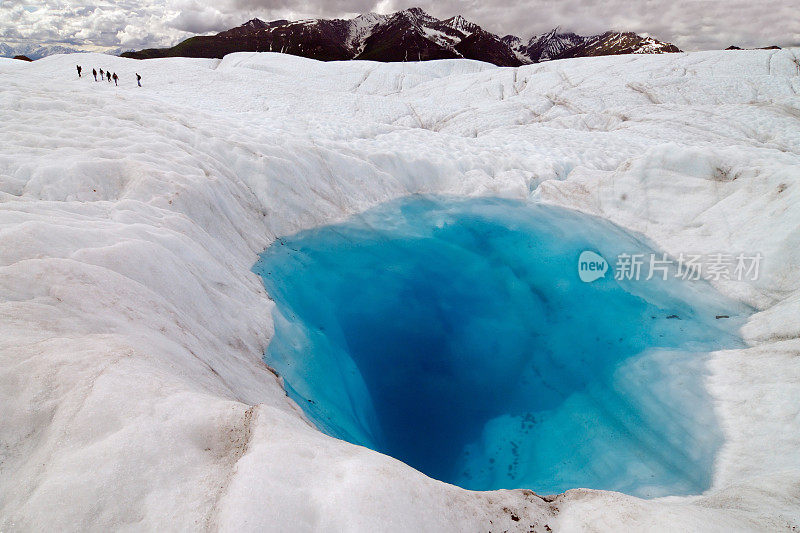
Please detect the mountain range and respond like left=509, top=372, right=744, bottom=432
left=122, top=8, right=681, bottom=66
left=0, top=43, right=84, bottom=60
left=0, top=43, right=127, bottom=60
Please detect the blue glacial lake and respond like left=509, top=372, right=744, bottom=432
left=253, top=196, right=747, bottom=497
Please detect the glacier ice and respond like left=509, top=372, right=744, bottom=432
left=2, top=48, right=800, bottom=531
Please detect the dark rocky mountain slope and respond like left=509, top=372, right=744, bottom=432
left=123, top=8, right=681, bottom=66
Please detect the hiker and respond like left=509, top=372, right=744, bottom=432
left=99, top=68, right=104, bottom=80
left=92, top=68, right=97, bottom=81
left=76, top=65, right=82, bottom=77
left=136, top=73, right=141, bottom=87
left=112, top=72, right=118, bottom=86
left=107, top=71, right=111, bottom=82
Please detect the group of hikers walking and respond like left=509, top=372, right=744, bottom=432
left=76, top=65, right=141, bottom=87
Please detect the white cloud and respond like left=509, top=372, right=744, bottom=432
left=0, top=0, right=798, bottom=52
left=167, top=0, right=239, bottom=33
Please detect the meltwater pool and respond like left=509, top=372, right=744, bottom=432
left=253, top=196, right=747, bottom=497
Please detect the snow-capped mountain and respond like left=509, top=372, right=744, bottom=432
left=122, top=8, right=680, bottom=66
left=554, top=31, right=682, bottom=58
left=346, top=12, right=389, bottom=53
left=504, top=28, right=681, bottom=63
left=0, top=43, right=84, bottom=60
left=439, top=15, right=480, bottom=36
left=0, top=43, right=127, bottom=60
left=524, top=28, right=588, bottom=62
left=355, top=8, right=468, bottom=62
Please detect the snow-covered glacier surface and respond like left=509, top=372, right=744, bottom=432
left=255, top=195, right=747, bottom=498
left=1, top=48, right=800, bottom=531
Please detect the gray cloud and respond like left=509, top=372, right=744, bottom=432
left=1, top=0, right=798, bottom=52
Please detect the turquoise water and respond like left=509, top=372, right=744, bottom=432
left=253, top=196, right=747, bottom=497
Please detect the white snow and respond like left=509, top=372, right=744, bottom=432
left=421, top=26, right=462, bottom=49
left=1, top=49, right=799, bottom=531
left=441, top=15, right=478, bottom=37
left=345, top=13, right=387, bottom=53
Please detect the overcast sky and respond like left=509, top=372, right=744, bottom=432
left=1, top=0, right=798, bottom=52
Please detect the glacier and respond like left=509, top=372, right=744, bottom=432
left=1, top=48, right=799, bottom=531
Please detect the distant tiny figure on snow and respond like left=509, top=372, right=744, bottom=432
left=99, top=68, right=104, bottom=79
left=76, top=65, right=82, bottom=77
left=92, top=68, right=97, bottom=81
left=136, top=73, right=141, bottom=87
left=107, top=71, right=111, bottom=83
left=112, top=72, right=118, bottom=86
